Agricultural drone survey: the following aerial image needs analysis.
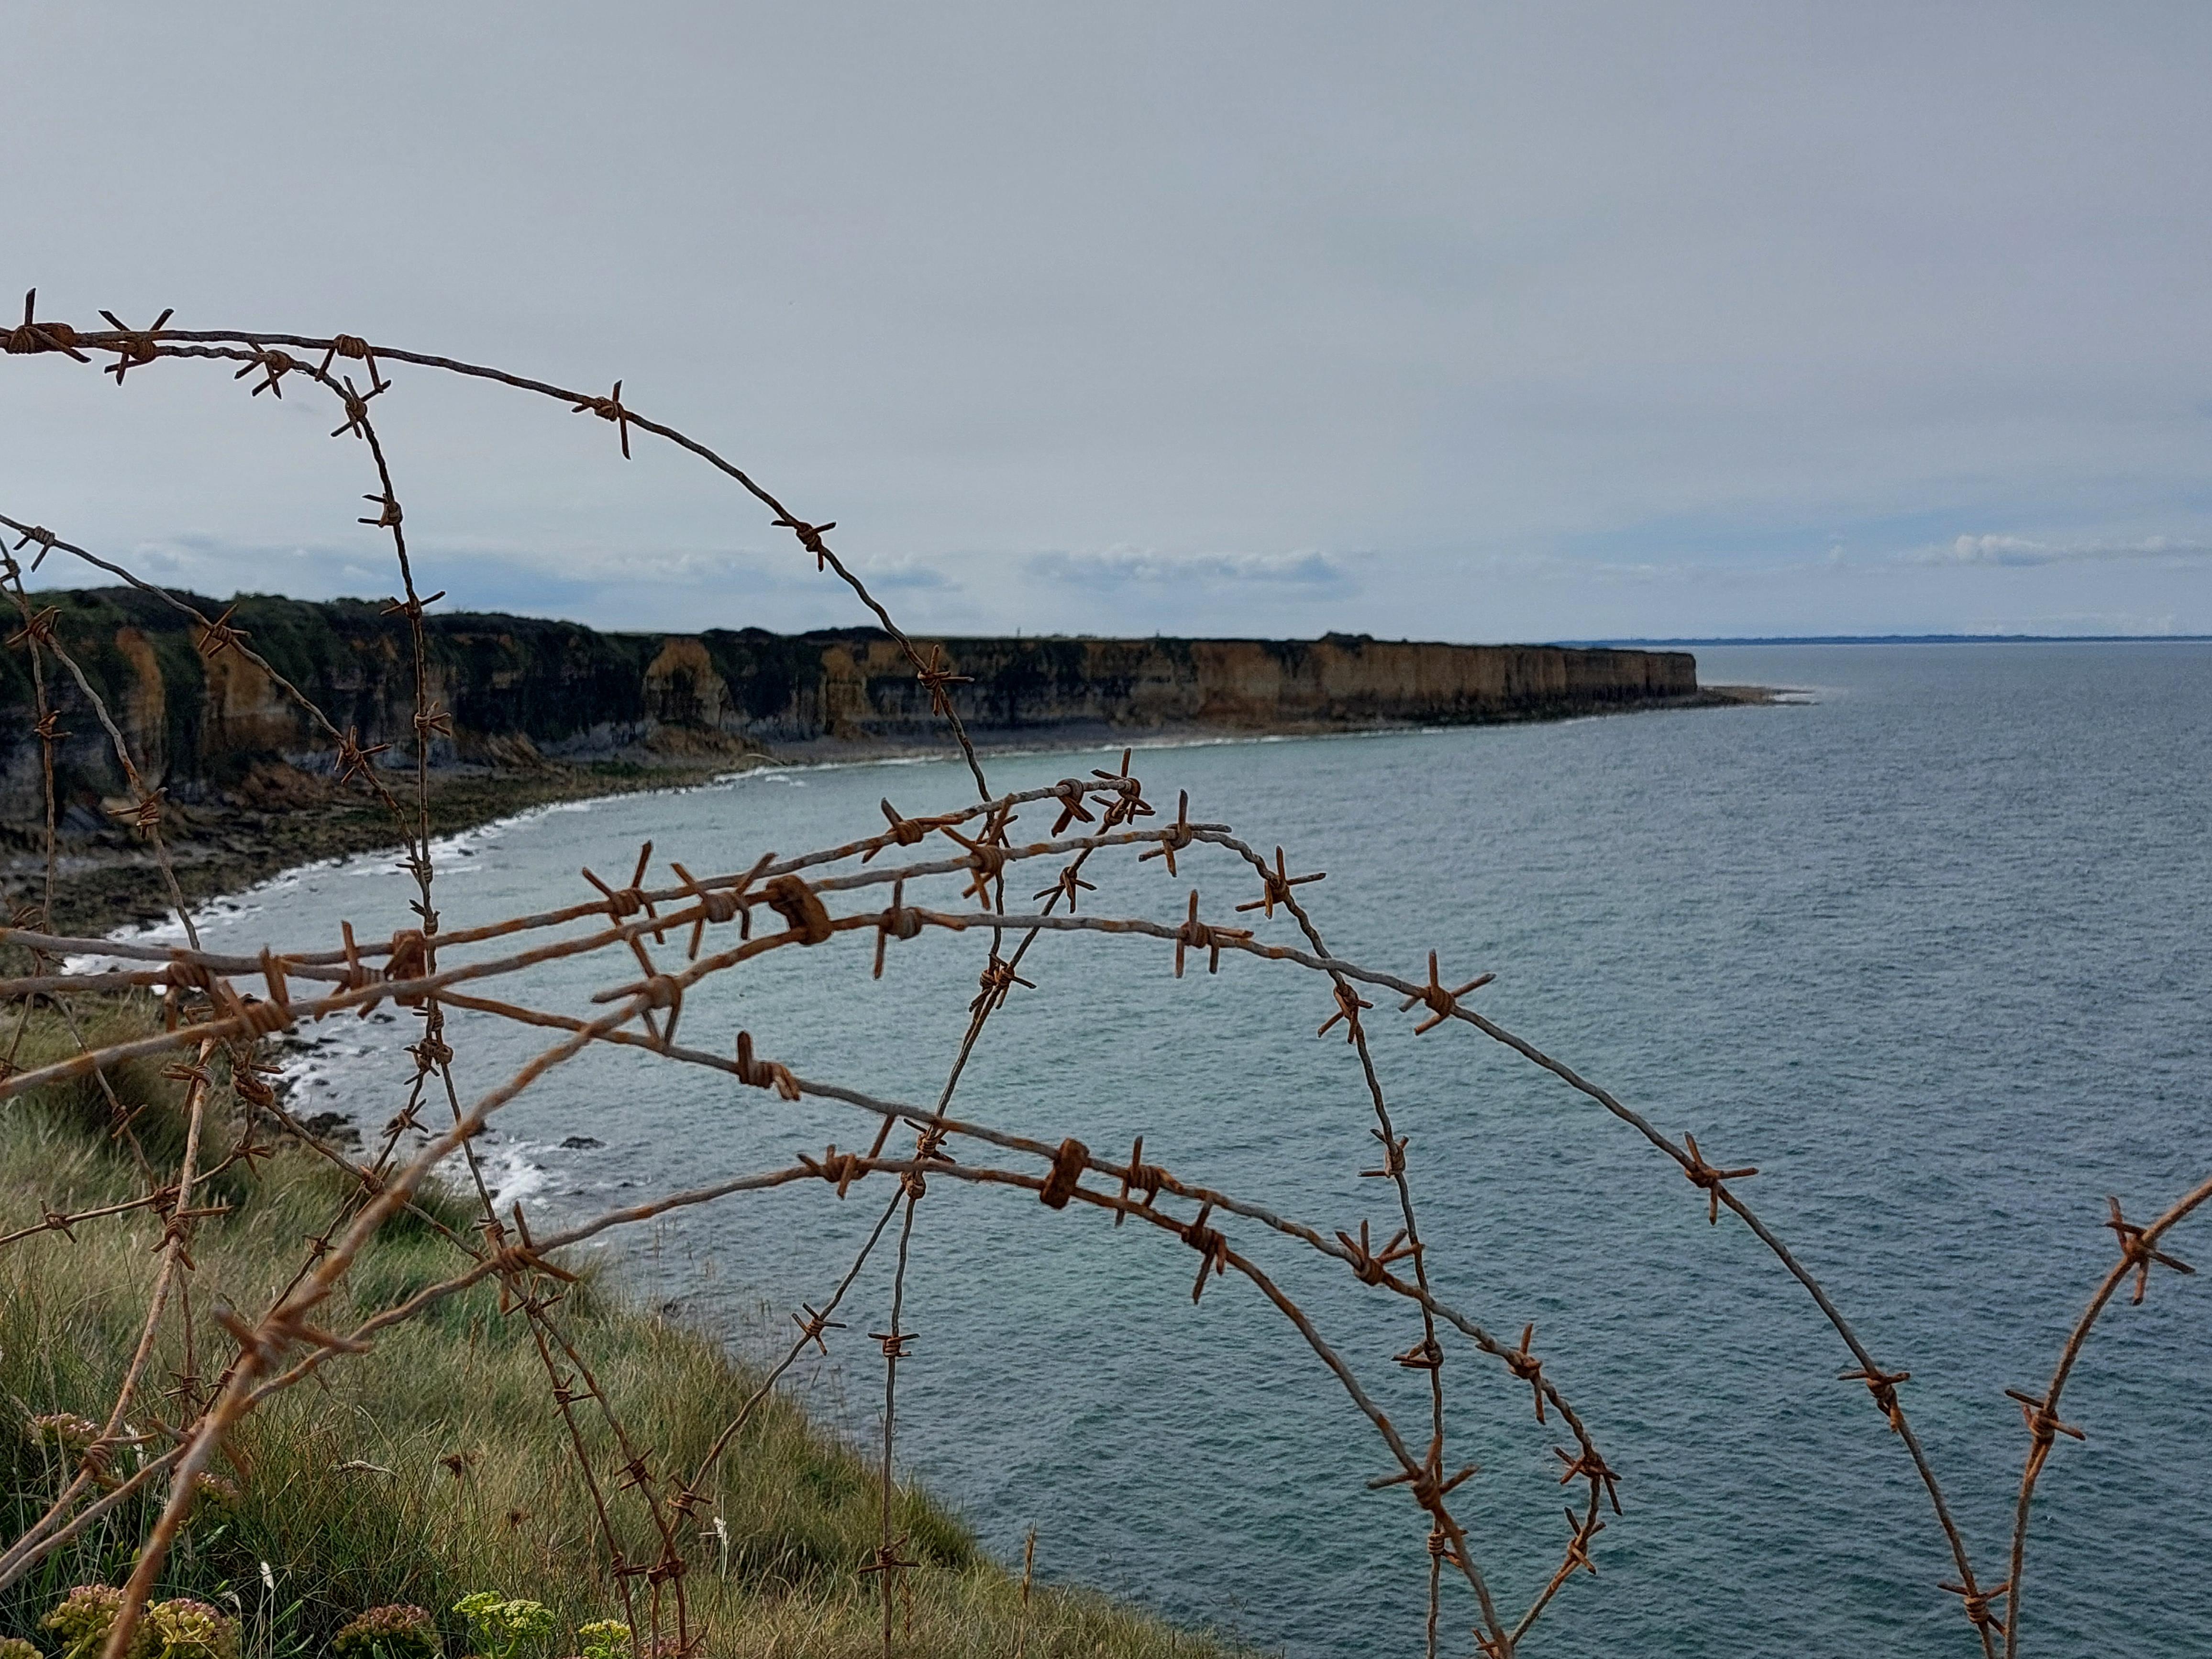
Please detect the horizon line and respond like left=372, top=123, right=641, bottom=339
left=1562, top=632, right=2212, bottom=647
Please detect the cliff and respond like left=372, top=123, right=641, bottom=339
left=1, top=587, right=1706, bottom=820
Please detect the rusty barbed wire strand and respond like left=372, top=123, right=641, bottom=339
left=0, top=511, right=424, bottom=840
left=0, top=1040, right=215, bottom=1580
left=11, top=322, right=995, bottom=798
left=12, top=305, right=2196, bottom=1659
left=90, top=1006, right=641, bottom=1659
left=1192, top=828, right=1471, bottom=1646
left=0, top=811, right=2088, bottom=1653
left=5, top=545, right=201, bottom=952
left=0, top=820, right=2036, bottom=1649
left=2000, top=1174, right=2212, bottom=1659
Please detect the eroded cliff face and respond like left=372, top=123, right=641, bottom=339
left=0, top=588, right=1700, bottom=819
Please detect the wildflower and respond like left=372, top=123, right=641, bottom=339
left=192, top=1473, right=242, bottom=1507
left=452, top=1596, right=553, bottom=1659
left=24, top=1414, right=100, bottom=1454
left=144, top=1599, right=239, bottom=1659
left=575, top=1622, right=629, bottom=1659
left=41, top=1586, right=151, bottom=1659
left=334, top=1604, right=441, bottom=1659
left=0, top=1636, right=44, bottom=1659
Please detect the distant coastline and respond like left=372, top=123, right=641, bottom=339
left=1563, top=632, right=2212, bottom=646
left=4, top=588, right=1788, bottom=935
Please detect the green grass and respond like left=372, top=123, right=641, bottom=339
left=0, top=996, right=1247, bottom=1658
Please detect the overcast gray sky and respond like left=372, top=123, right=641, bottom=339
left=9, top=3, right=2212, bottom=639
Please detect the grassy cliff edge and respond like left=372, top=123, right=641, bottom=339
left=0, top=997, right=1245, bottom=1659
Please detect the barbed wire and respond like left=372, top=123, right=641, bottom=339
left=0, top=294, right=2201, bottom=1658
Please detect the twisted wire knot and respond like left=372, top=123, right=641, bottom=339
left=1114, top=1137, right=1166, bottom=1226
left=1680, top=1134, right=1758, bottom=1225
left=257, top=947, right=294, bottom=1017
left=1039, top=1138, right=1089, bottom=1209
left=1840, top=1364, right=1911, bottom=1432
left=334, top=729, right=390, bottom=785
left=873, top=878, right=924, bottom=979
left=582, top=843, right=663, bottom=940
left=1172, top=891, right=1252, bottom=977
left=791, top=1301, right=846, bottom=1355
left=192, top=603, right=250, bottom=659
left=334, top=920, right=382, bottom=1018
left=1504, top=1324, right=1548, bottom=1423
left=386, top=929, right=431, bottom=1007
left=1179, top=1202, right=1228, bottom=1302
left=235, top=347, right=296, bottom=398
left=229, top=1056, right=279, bottom=1108
left=1559, top=1508, right=1605, bottom=1578
left=2005, top=1387, right=2084, bottom=1451
left=1048, top=778, right=1096, bottom=835
left=1138, top=790, right=1196, bottom=876
left=798, top=1143, right=865, bottom=1196
left=876, top=797, right=932, bottom=846
left=763, top=874, right=833, bottom=943
left=109, top=789, right=168, bottom=838
left=1317, top=980, right=1373, bottom=1043
left=1236, top=845, right=1325, bottom=918
left=165, top=953, right=215, bottom=995
left=1370, top=1437, right=1478, bottom=1512
left=1397, top=950, right=1493, bottom=1034
left=571, top=380, right=633, bottom=457
left=971, top=951, right=1035, bottom=1013
left=1033, top=862, right=1097, bottom=912
left=1551, top=1445, right=1623, bottom=1515
left=913, top=644, right=972, bottom=718
left=1091, top=749, right=1153, bottom=829
left=1335, top=1219, right=1414, bottom=1287
left=9, top=523, right=58, bottom=575
left=98, top=307, right=171, bottom=381
left=6, top=606, right=61, bottom=651
left=1939, top=1578, right=2010, bottom=1637
left=734, top=1031, right=800, bottom=1101
left=1360, top=1127, right=1409, bottom=1181
left=943, top=809, right=1014, bottom=907
left=2103, top=1195, right=2195, bottom=1304
left=601, top=972, right=686, bottom=1048
left=5, top=292, right=87, bottom=360
left=774, top=516, right=836, bottom=568
left=674, top=853, right=765, bottom=958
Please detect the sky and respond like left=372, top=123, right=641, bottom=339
left=9, top=3, right=2212, bottom=641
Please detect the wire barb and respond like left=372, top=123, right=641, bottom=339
left=1680, top=1133, right=1758, bottom=1225
left=2103, top=1195, right=2195, bottom=1305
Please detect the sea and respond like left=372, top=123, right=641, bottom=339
left=120, top=642, right=2212, bottom=1658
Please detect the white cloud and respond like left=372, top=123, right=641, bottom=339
left=1026, top=549, right=1350, bottom=590
left=1921, top=534, right=2212, bottom=568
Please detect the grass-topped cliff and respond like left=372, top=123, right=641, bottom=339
left=1, top=587, right=1706, bottom=813
left=2, top=587, right=1720, bottom=935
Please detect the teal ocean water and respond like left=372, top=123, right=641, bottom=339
left=155, top=643, right=2212, bottom=1656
